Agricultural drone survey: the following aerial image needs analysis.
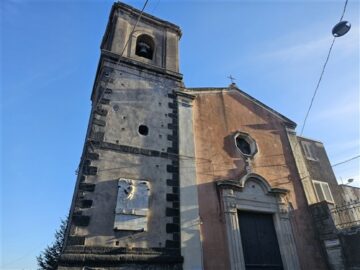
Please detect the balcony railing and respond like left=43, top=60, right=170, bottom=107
left=330, top=201, right=360, bottom=229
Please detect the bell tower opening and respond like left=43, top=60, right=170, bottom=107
left=135, top=34, right=154, bottom=60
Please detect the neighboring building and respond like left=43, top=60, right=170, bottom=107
left=288, top=134, right=360, bottom=270
left=287, top=134, right=343, bottom=206
left=58, top=2, right=353, bottom=270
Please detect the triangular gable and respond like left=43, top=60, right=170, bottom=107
left=186, top=84, right=297, bottom=129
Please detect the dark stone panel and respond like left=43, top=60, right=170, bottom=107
left=58, top=253, right=183, bottom=267
left=87, top=152, right=100, bottom=160
left=64, top=246, right=179, bottom=256
left=94, top=107, right=108, bottom=116
left=100, top=98, right=110, bottom=105
left=168, top=113, right=178, bottom=119
left=172, top=202, right=179, bottom=209
left=78, top=183, right=96, bottom=192
left=91, top=132, right=104, bottom=142
left=166, top=223, right=179, bottom=233
left=171, top=174, right=179, bottom=181
left=79, top=200, right=93, bottom=208
left=171, top=160, right=178, bottom=166
left=172, top=217, right=180, bottom=224
left=167, top=93, right=176, bottom=99
left=172, top=132, right=178, bottom=140
left=172, top=187, right=179, bottom=194
left=166, top=165, right=178, bottom=173
left=99, top=142, right=174, bottom=159
left=172, top=233, right=180, bottom=242
left=168, top=103, right=176, bottom=109
left=160, top=152, right=170, bottom=158
left=166, top=208, right=179, bottom=217
left=67, top=236, right=85, bottom=246
left=167, top=123, right=178, bottom=129
left=167, top=135, right=178, bottom=141
left=166, top=194, right=179, bottom=202
left=83, top=166, right=98, bottom=176
left=165, top=240, right=180, bottom=249
left=72, top=215, right=90, bottom=226
left=167, top=147, right=177, bottom=154
left=93, top=118, right=106, bottom=127
left=166, top=179, right=178, bottom=187
left=105, top=88, right=113, bottom=94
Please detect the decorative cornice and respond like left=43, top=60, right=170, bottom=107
left=113, top=2, right=182, bottom=36
left=174, top=90, right=196, bottom=100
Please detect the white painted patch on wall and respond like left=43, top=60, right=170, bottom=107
left=114, top=178, right=150, bottom=231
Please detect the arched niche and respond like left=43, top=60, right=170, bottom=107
left=135, top=34, right=155, bottom=60
left=129, top=31, right=157, bottom=65
left=216, top=174, right=301, bottom=270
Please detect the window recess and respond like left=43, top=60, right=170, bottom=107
left=301, top=141, right=318, bottom=161
left=313, top=180, right=334, bottom=203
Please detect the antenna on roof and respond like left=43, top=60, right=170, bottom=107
left=228, top=75, right=236, bottom=84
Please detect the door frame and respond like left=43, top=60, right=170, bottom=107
left=216, top=173, right=301, bottom=270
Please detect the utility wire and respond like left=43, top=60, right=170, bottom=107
left=339, top=0, right=349, bottom=22
left=299, top=0, right=349, bottom=136
left=331, top=155, right=360, bottom=167
left=120, top=0, right=149, bottom=57
left=78, top=0, right=150, bottom=173
left=300, top=36, right=336, bottom=135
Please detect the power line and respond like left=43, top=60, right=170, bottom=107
left=299, top=0, right=349, bottom=136
left=120, top=0, right=149, bottom=57
left=339, top=0, right=349, bottom=22
left=332, top=155, right=360, bottom=167
left=299, top=36, right=335, bottom=135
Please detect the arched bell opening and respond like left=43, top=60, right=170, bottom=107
left=135, top=34, right=155, bottom=60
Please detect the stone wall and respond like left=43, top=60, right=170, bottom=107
left=59, top=2, right=185, bottom=268
left=190, top=86, right=327, bottom=270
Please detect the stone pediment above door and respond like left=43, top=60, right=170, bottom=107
left=216, top=173, right=300, bottom=270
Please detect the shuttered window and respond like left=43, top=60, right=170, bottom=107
left=301, top=141, right=318, bottom=161
left=313, top=180, right=334, bottom=203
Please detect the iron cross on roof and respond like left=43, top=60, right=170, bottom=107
left=228, top=75, right=236, bottom=84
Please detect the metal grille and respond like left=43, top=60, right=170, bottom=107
left=331, top=202, right=360, bottom=229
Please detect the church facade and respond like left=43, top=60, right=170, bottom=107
left=58, top=2, right=333, bottom=269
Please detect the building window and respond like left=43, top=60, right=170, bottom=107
left=313, top=180, right=334, bottom=203
left=135, top=34, right=154, bottom=60
left=234, top=132, right=258, bottom=158
left=301, top=141, right=318, bottom=161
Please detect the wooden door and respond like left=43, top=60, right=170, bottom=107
left=238, top=211, right=283, bottom=270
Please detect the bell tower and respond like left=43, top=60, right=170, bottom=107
left=59, top=2, right=183, bottom=269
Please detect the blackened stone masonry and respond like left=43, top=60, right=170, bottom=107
left=59, top=2, right=184, bottom=269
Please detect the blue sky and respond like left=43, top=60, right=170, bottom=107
left=1, top=0, right=359, bottom=269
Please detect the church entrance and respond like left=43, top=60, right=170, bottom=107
left=238, top=211, right=284, bottom=270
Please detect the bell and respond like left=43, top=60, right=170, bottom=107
left=332, top=21, right=351, bottom=37
left=137, top=42, right=152, bottom=58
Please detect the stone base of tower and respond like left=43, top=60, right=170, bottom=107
left=58, top=247, right=183, bottom=270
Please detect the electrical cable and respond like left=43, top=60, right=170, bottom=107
left=339, top=0, right=349, bottom=22
left=331, top=155, right=360, bottom=167
left=299, top=36, right=336, bottom=136
left=299, top=0, right=349, bottom=136
left=120, top=0, right=149, bottom=57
